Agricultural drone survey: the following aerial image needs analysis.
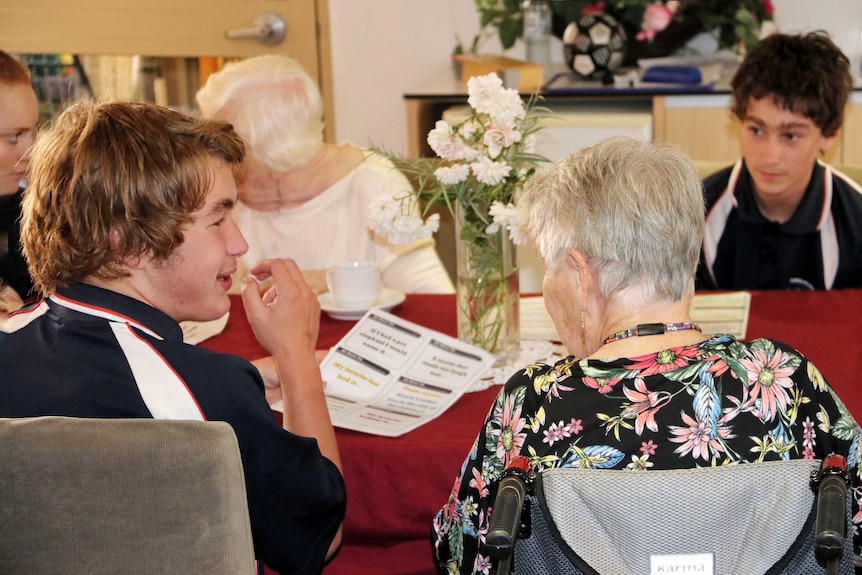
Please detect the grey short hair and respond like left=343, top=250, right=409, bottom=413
left=196, top=55, right=323, bottom=171
left=518, top=137, right=705, bottom=303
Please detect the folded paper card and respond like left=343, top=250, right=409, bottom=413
left=317, top=309, right=496, bottom=437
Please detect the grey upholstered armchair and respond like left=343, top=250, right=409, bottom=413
left=0, top=417, right=256, bottom=575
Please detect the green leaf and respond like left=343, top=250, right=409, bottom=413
left=662, top=361, right=704, bottom=382
left=460, top=224, right=479, bottom=243
left=498, top=15, right=522, bottom=50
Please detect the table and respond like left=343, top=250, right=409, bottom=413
left=201, top=290, right=862, bottom=575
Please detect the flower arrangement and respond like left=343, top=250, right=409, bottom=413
left=368, top=73, right=547, bottom=361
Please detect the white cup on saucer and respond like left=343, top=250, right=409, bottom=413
left=326, top=261, right=381, bottom=309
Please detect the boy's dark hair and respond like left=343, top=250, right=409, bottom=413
left=730, top=31, right=852, bottom=137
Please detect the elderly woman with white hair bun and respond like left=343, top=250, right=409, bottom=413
left=196, top=55, right=454, bottom=296
left=431, top=136, right=862, bottom=574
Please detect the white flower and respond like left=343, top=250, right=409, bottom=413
left=458, top=118, right=481, bottom=141
left=467, top=74, right=526, bottom=126
left=483, top=129, right=506, bottom=159
left=388, top=214, right=425, bottom=245
left=489, top=200, right=518, bottom=222
left=488, top=91, right=527, bottom=126
left=482, top=124, right=522, bottom=159
left=454, top=139, right=481, bottom=161
left=429, top=120, right=482, bottom=161
left=380, top=211, right=441, bottom=246
left=427, top=120, right=461, bottom=161
left=367, top=194, right=401, bottom=235
left=425, top=212, right=441, bottom=234
left=471, top=156, right=511, bottom=186
left=485, top=201, right=524, bottom=245
left=466, top=74, right=505, bottom=114
left=435, top=164, right=470, bottom=185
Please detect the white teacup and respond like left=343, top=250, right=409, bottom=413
left=326, top=261, right=381, bottom=309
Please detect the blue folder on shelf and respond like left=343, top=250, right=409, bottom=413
left=641, top=65, right=702, bottom=84
left=543, top=71, right=716, bottom=95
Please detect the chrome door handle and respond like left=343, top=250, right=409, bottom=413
left=225, top=12, right=286, bottom=46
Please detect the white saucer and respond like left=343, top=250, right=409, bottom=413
left=319, top=287, right=406, bottom=321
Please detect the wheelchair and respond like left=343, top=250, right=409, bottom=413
left=484, top=455, right=854, bottom=575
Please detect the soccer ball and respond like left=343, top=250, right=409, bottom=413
left=563, top=12, right=627, bottom=80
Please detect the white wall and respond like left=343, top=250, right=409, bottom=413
left=773, top=0, right=862, bottom=72
left=328, top=0, right=862, bottom=153
left=328, top=0, right=529, bottom=153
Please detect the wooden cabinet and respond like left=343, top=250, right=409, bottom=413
left=406, top=88, right=862, bottom=166
left=653, top=94, right=850, bottom=166
left=839, top=92, right=862, bottom=166
left=652, top=94, right=741, bottom=163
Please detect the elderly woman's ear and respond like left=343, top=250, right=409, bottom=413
left=565, top=247, right=595, bottom=302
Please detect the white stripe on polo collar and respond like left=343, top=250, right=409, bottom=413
left=819, top=164, right=838, bottom=289
left=49, top=293, right=162, bottom=339
left=110, top=322, right=206, bottom=421
left=702, top=160, right=744, bottom=285
left=49, top=292, right=205, bottom=420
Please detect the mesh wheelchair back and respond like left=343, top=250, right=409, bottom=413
left=511, top=460, right=855, bottom=575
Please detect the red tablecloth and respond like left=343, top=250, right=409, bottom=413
left=201, top=290, right=862, bottom=575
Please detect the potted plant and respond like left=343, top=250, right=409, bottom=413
left=471, top=0, right=775, bottom=63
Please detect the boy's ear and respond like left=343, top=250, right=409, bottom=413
left=110, top=227, right=142, bottom=270
left=820, top=133, right=837, bottom=156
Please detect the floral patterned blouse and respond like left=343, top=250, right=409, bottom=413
left=431, top=335, right=862, bottom=575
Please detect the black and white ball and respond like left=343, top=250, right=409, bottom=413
left=563, top=12, right=627, bottom=80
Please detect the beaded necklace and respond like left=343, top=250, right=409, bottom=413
left=602, top=322, right=701, bottom=345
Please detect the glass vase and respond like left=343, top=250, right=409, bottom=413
left=454, top=202, right=520, bottom=367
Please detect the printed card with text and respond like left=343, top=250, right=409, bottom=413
left=319, top=310, right=496, bottom=436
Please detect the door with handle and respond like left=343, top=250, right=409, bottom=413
left=0, top=0, right=329, bottom=94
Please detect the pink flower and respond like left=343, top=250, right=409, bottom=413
left=468, top=467, right=489, bottom=498
left=582, top=1, right=606, bottom=15
left=542, top=421, right=567, bottom=446
left=640, top=439, right=658, bottom=456
left=668, top=411, right=730, bottom=461
left=440, top=476, right=463, bottom=522
left=621, top=377, right=671, bottom=435
left=490, top=393, right=527, bottom=464
left=626, top=345, right=700, bottom=376
left=739, top=346, right=796, bottom=421
left=582, top=376, right=619, bottom=394
left=636, top=1, right=679, bottom=42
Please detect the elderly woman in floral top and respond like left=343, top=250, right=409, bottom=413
left=431, top=137, right=862, bottom=575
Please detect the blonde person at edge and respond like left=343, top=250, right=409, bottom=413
left=195, top=55, right=454, bottom=297
left=430, top=137, right=862, bottom=574
left=0, top=51, right=39, bottom=311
